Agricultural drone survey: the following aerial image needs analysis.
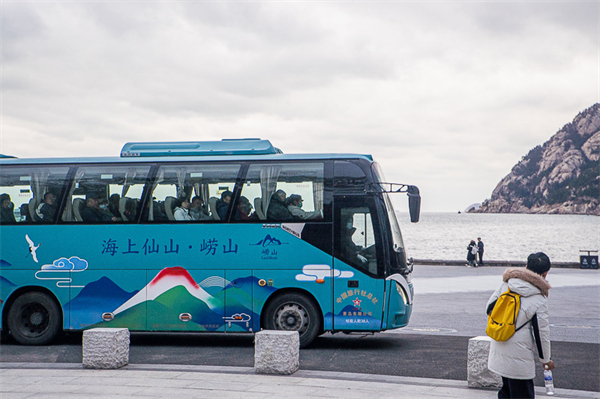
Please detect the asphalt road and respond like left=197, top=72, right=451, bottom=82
left=1, top=265, right=598, bottom=392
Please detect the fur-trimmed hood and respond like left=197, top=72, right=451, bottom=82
left=503, top=267, right=551, bottom=297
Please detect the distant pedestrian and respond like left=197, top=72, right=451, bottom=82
left=486, top=252, right=555, bottom=398
left=466, top=240, right=477, bottom=267
left=477, top=237, right=485, bottom=266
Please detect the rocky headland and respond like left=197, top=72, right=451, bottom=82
left=476, top=104, right=599, bottom=215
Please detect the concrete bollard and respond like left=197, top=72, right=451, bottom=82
left=83, top=328, right=130, bottom=369
left=468, top=336, right=502, bottom=388
left=254, top=330, right=299, bottom=375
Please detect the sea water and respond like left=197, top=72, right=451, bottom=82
left=397, top=212, right=599, bottom=263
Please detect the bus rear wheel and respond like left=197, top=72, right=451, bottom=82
left=263, top=293, right=321, bottom=348
left=8, top=292, right=61, bottom=345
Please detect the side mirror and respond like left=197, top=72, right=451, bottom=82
left=407, top=185, right=420, bottom=223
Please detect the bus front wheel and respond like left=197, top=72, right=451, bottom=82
left=8, top=292, right=61, bottom=345
left=263, top=293, right=321, bottom=348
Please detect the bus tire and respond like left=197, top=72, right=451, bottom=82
left=263, top=292, right=321, bottom=348
left=7, top=292, right=61, bottom=345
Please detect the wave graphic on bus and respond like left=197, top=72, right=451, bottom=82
left=198, top=276, right=230, bottom=288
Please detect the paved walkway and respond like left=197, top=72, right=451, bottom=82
left=1, top=363, right=598, bottom=399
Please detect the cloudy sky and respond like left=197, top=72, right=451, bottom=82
left=1, top=1, right=597, bottom=212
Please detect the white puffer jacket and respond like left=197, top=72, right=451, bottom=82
left=487, top=268, right=552, bottom=380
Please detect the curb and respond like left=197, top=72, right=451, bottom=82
left=412, top=260, right=588, bottom=269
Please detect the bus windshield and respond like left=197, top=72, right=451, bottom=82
left=372, top=162, right=408, bottom=272
left=383, top=192, right=405, bottom=253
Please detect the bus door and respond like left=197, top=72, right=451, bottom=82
left=332, top=196, right=385, bottom=331
left=146, top=268, right=225, bottom=332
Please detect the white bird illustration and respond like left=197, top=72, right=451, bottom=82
left=25, top=234, right=41, bottom=263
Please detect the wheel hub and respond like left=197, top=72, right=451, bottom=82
left=29, top=312, right=44, bottom=326
left=20, top=303, right=49, bottom=334
left=274, top=303, right=308, bottom=334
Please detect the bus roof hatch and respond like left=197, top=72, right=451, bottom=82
left=120, top=139, right=281, bottom=157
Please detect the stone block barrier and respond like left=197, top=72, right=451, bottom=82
left=254, top=330, right=299, bottom=375
left=467, top=336, right=502, bottom=389
left=83, top=328, right=130, bottom=369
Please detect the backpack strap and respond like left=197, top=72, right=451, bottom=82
left=486, top=299, right=497, bottom=316
left=485, top=286, right=510, bottom=316
left=531, top=314, right=544, bottom=359
left=514, top=317, right=531, bottom=332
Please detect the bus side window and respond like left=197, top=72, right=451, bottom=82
left=63, top=166, right=150, bottom=223
left=0, top=166, right=69, bottom=224
left=242, top=163, right=325, bottom=222
left=334, top=161, right=367, bottom=190
left=146, top=164, right=240, bottom=222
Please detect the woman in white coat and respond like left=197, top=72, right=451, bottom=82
left=173, top=198, right=192, bottom=221
left=486, top=253, right=555, bottom=398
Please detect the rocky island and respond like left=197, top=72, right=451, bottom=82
left=477, top=104, right=599, bottom=215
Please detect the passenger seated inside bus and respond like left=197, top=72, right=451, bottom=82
left=267, top=189, right=293, bottom=221
left=120, top=198, right=139, bottom=222
left=36, top=192, right=57, bottom=223
left=81, top=193, right=119, bottom=223
left=20, top=203, right=30, bottom=223
left=0, top=193, right=16, bottom=224
left=98, top=197, right=121, bottom=220
left=190, top=196, right=211, bottom=221
left=234, top=196, right=256, bottom=221
left=286, top=194, right=322, bottom=220
left=216, top=190, right=232, bottom=220
left=146, top=198, right=167, bottom=221
left=108, top=194, right=121, bottom=219
left=173, top=197, right=192, bottom=221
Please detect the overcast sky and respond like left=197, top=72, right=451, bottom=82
left=1, top=1, right=597, bottom=212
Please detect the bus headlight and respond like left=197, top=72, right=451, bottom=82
left=395, top=282, right=408, bottom=305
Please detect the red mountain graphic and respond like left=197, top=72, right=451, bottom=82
left=113, top=266, right=215, bottom=315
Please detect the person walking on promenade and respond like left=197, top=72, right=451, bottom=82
left=486, top=252, right=555, bottom=398
left=466, top=240, right=478, bottom=267
left=477, top=237, right=485, bottom=266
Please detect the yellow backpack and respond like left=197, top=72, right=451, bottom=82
left=486, top=289, right=529, bottom=341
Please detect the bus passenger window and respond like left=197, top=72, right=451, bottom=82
left=63, top=166, right=150, bottom=223
left=241, top=163, right=325, bottom=222
left=334, top=161, right=367, bottom=189
left=0, top=166, right=69, bottom=224
left=146, top=164, right=240, bottom=222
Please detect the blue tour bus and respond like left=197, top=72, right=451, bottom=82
left=0, top=139, right=420, bottom=347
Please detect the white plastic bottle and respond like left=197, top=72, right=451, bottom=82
left=544, top=369, right=555, bottom=395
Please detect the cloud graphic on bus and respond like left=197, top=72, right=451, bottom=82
left=41, top=256, right=89, bottom=271
left=35, top=257, right=89, bottom=288
left=295, top=264, right=354, bottom=283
